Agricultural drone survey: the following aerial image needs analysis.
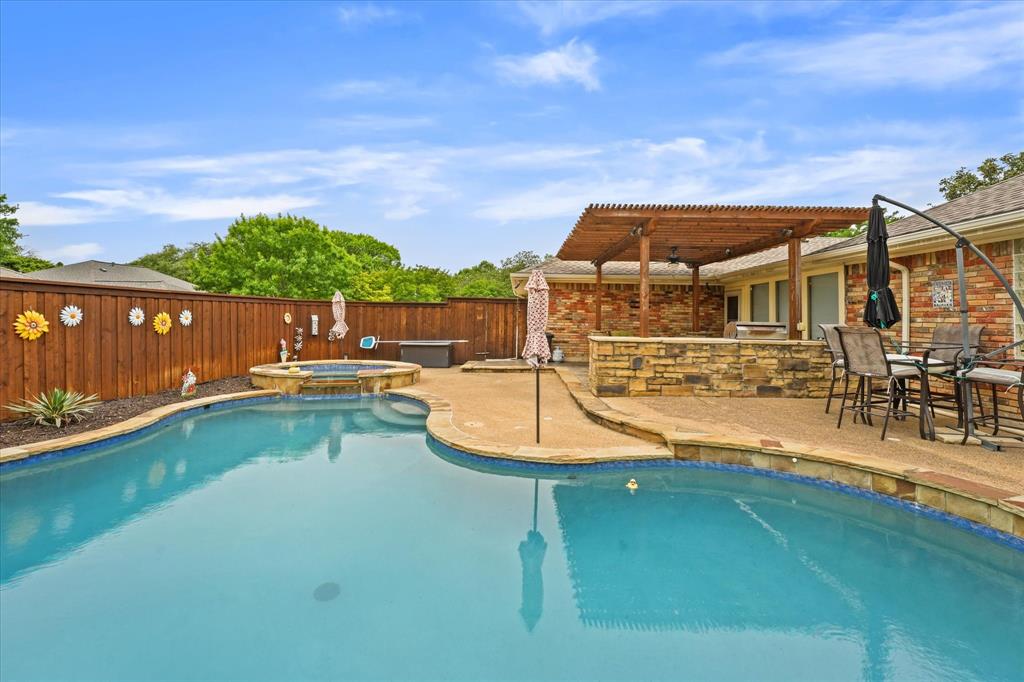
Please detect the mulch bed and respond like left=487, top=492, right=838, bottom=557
left=1, top=376, right=258, bottom=449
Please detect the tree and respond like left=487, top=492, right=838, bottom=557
left=130, top=242, right=208, bottom=282
left=827, top=208, right=901, bottom=238
left=0, top=194, right=56, bottom=272
left=939, top=152, right=1024, bottom=201
left=190, top=214, right=363, bottom=299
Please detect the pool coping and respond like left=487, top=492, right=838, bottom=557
left=3, top=375, right=1022, bottom=540
left=548, top=366, right=1024, bottom=539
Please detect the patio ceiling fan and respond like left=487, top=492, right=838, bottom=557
left=666, top=246, right=681, bottom=264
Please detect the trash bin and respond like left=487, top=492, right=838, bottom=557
left=545, top=332, right=554, bottom=355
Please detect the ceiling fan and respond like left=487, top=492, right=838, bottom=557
left=667, top=246, right=681, bottom=264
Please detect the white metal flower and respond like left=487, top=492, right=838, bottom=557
left=128, top=307, right=146, bottom=326
left=179, top=309, right=193, bottom=326
left=60, top=305, right=84, bottom=327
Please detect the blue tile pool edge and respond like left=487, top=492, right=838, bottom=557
left=4, top=391, right=1021, bottom=552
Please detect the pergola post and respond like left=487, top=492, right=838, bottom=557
left=691, top=264, right=700, bottom=334
left=787, top=237, right=802, bottom=340
left=594, top=262, right=603, bottom=332
left=639, top=231, right=650, bottom=337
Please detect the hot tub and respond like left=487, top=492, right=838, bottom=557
left=249, top=359, right=421, bottom=395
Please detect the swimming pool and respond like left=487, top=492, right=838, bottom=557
left=1, top=397, right=1021, bottom=681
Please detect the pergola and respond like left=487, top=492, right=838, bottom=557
left=555, top=203, right=870, bottom=339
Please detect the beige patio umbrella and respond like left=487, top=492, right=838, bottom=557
left=328, top=290, right=349, bottom=341
left=522, top=270, right=550, bottom=443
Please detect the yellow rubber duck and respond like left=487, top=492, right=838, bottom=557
left=626, top=478, right=638, bottom=491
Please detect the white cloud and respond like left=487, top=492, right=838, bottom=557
left=709, top=4, right=1024, bottom=88
left=514, top=1, right=666, bottom=36
left=337, top=3, right=402, bottom=27
left=645, top=137, right=709, bottom=159
left=54, top=188, right=320, bottom=222
left=317, top=79, right=401, bottom=99
left=495, top=39, right=600, bottom=91
left=16, top=201, right=109, bottom=226
left=37, top=242, right=103, bottom=262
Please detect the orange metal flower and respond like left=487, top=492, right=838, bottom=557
left=14, top=310, right=49, bottom=341
left=153, top=311, right=172, bottom=335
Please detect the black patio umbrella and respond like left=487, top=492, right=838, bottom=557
left=863, top=204, right=901, bottom=329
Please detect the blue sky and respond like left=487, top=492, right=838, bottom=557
left=1, top=1, right=1021, bottom=270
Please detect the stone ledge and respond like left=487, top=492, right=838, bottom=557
left=0, top=390, right=281, bottom=464
left=385, top=385, right=672, bottom=464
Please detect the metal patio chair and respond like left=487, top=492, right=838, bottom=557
left=836, top=327, right=920, bottom=440
left=957, top=351, right=1024, bottom=447
left=818, top=324, right=847, bottom=414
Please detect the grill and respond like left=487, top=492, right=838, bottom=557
left=723, top=321, right=788, bottom=340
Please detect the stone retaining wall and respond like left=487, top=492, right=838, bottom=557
left=588, top=335, right=832, bottom=398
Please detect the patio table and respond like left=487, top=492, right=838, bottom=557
left=887, top=355, right=950, bottom=441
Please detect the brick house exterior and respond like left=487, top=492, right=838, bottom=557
left=514, top=175, right=1024, bottom=362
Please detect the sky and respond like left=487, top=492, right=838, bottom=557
left=1, top=1, right=1022, bottom=270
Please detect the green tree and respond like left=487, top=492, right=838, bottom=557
left=333, top=232, right=401, bottom=270
left=0, top=194, right=57, bottom=272
left=939, top=152, right=1024, bottom=201
left=827, top=208, right=901, bottom=238
left=190, top=214, right=362, bottom=299
left=129, top=242, right=208, bottom=282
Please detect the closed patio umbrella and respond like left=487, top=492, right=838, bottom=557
left=328, top=290, right=349, bottom=341
left=863, top=204, right=901, bottom=329
left=522, top=271, right=551, bottom=443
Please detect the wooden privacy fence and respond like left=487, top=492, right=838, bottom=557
left=0, top=279, right=526, bottom=420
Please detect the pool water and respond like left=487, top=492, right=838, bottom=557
left=1, top=398, right=1022, bottom=681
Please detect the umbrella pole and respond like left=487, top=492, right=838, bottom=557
left=535, top=366, right=540, bottom=444
left=956, top=244, right=974, bottom=438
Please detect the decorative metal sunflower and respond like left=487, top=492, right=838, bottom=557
left=153, top=312, right=172, bottom=335
left=14, top=309, right=49, bottom=341
left=60, top=305, right=84, bottom=327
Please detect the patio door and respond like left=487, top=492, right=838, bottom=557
left=808, top=273, right=839, bottom=340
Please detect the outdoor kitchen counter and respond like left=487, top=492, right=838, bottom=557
left=587, top=335, right=832, bottom=398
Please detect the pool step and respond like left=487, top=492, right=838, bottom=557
left=301, top=380, right=362, bottom=395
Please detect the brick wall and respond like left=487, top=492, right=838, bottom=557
left=845, top=240, right=1015, bottom=351
left=547, top=282, right=726, bottom=360
left=588, top=336, right=832, bottom=398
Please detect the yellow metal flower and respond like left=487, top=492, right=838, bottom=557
left=152, top=311, right=172, bottom=335
left=14, top=310, right=49, bottom=341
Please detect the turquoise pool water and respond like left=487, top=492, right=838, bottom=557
left=1, top=398, right=1022, bottom=681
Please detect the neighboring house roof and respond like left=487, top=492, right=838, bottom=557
left=512, top=236, right=847, bottom=286
left=16, top=260, right=197, bottom=291
left=0, top=266, right=30, bottom=279
left=820, top=174, right=1024, bottom=253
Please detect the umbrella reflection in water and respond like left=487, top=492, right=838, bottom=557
left=518, top=478, right=547, bottom=632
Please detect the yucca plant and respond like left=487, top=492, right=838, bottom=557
left=6, top=388, right=102, bottom=427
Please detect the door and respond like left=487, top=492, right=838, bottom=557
left=808, top=273, right=840, bottom=340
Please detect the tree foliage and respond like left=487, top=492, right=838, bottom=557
left=161, top=212, right=542, bottom=301
left=0, top=194, right=57, bottom=272
left=939, top=152, right=1024, bottom=201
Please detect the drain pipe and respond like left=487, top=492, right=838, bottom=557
left=890, top=260, right=911, bottom=351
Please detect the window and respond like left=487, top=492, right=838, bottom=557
left=775, top=280, right=789, bottom=324
left=726, top=295, right=739, bottom=323
left=750, top=283, right=769, bottom=321
left=808, top=272, right=840, bottom=339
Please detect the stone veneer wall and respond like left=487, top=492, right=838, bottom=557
left=588, top=336, right=832, bottom=398
left=548, top=282, right=726, bottom=361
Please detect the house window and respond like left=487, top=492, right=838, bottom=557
left=808, top=272, right=840, bottom=339
left=775, top=280, right=789, bottom=324
left=750, top=283, right=769, bottom=321
left=726, top=295, right=739, bottom=323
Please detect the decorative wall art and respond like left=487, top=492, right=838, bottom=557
left=279, top=338, right=288, bottom=363
left=310, top=314, right=319, bottom=336
left=293, top=327, right=304, bottom=359
left=181, top=368, right=197, bottom=398
left=128, top=307, right=146, bottom=326
left=284, top=312, right=292, bottom=324
left=60, top=305, right=84, bottom=327
left=931, top=280, right=954, bottom=309
left=14, top=310, right=49, bottom=341
left=153, top=312, right=172, bottom=335
left=179, top=309, right=193, bottom=326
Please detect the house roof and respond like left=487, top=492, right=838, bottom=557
left=17, top=260, right=197, bottom=291
left=555, top=203, right=868, bottom=265
left=821, top=174, right=1024, bottom=253
left=0, top=266, right=30, bottom=279
left=514, top=236, right=847, bottom=284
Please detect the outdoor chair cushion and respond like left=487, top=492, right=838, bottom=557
left=959, top=366, right=1023, bottom=387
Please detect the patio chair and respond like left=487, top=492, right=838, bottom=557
left=836, top=327, right=920, bottom=440
left=818, top=323, right=847, bottom=414
left=917, top=324, right=985, bottom=426
left=957, top=351, right=1024, bottom=446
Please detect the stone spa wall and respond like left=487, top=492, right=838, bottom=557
left=589, top=336, right=832, bottom=398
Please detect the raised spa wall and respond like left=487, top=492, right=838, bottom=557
left=589, top=335, right=832, bottom=398
left=249, top=360, right=420, bottom=395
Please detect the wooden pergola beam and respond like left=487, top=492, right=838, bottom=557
left=788, top=237, right=802, bottom=340
left=594, top=262, right=603, bottom=331
left=592, top=220, right=658, bottom=266
left=639, top=230, right=650, bottom=337
left=691, top=264, right=700, bottom=333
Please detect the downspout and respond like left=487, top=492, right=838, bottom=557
left=890, top=260, right=911, bottom=351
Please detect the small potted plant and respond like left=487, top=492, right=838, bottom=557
left=279, top=338, right=288, bottom=363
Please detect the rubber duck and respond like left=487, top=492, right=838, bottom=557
left=626, top=478, right=638, bottom=491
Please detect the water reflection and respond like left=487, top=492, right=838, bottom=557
left=518, top=479, right=547, bottom=632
